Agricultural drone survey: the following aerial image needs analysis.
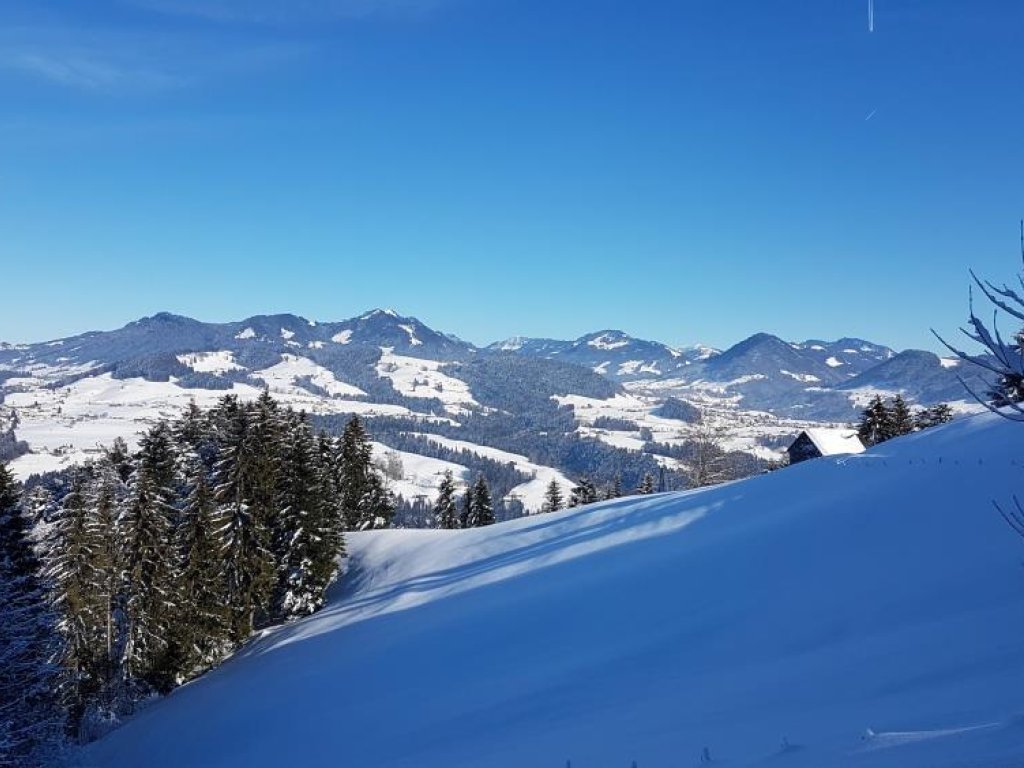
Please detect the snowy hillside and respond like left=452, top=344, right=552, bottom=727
left=82, top=412, right=1024, bottom=768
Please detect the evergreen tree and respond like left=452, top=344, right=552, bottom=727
left=637, top=473, right=656, bottom=495
left=172, top=401, right=212, bottom=466
left=23, top=485, right=56, bottom=526
left=890, top=394, right=915, bottom=438
left=568, top=477, right=598, bottom=507
left=459, top=486, right=473, bottom=529
left=119, top=422, right=179, bottom=692
left=465, top=474, right=494, bottom=527
left=248, top=391, right=285, bottom=540
left=542, top=479, right=563, bottom=513
left=602, top=475, right=623, bottom=501
left=914, top=402, right=954, bottom=431
left=47, top=466, right=106, bottom=732
left=213, top=401, right=276, bottom=642
left=166, top=453, right=231, bottom=680
left=0, top=464, right=65, bottom=766
left=83, top=463, right=125, bottom=709
left=928, top=402, right=954, bottom=426
left=359, top=471, right=396, bottom=531
left=857, top=395, right=890, bottom=446
left=103, top=437, right=134, bottom=485
left=315, top=431, right=345, bottom=566
left=433, top=470, right=460, bottom=529
left=339, top=416, right=374, bottom=531
left=337, top=415, right=394, bottom=531
left=272, top=412, right=339, bottom=619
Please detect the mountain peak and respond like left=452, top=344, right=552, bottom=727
left=581, top=330, right=632, bottom=350
left=359, top=308, right=401, bottom=321
left=130, top=311, right=196, bottom=326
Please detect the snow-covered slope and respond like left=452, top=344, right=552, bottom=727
left=412, top=433, right=573, bottom=510
left=83, top=413, right=1024, bottom=768
left=3, top=373, right=412, bottom=480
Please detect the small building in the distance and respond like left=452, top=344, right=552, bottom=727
left=787, top=429, right=865, bottom=465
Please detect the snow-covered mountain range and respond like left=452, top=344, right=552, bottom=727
left=0, top=310, right=988, bottom=504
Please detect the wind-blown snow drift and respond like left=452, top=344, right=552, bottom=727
left=83, top=413, right=1024, bottom=768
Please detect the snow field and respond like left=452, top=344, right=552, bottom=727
left=375, top=348, right=478, bottom=415
left=411, top=433, right=573, bottom=512
left=4, top=370, right=410, bottom=480
left=84, top=411, right=1024, bottom=768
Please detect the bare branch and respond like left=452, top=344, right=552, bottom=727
left=956, top=375, right=1024, bottom=420
left=971, top=270, right=1024, bottom=323
left=931, top=329, right=1006, bottom=376
left=936, top=224, right=1024, bottom=419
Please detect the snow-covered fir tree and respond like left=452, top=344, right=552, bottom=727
left=542, top=479, right=563, bottom=513
left=857, top=395, right=891, bottom=446
left=465, top=474, right=494, bottom=527
left=602, top=475, right=623, bottom=501
left=315, top=431, right=345, bottom=565
left=459, top=485, right=473, bottom=528
left=338, top=415, right=374, bottom=531
left=167, top=452, right=231, bottom=680
left=916, top=402, right=954, bottom=429
left=890, top=394, right=915, bottom=437
left=272, top=411, right=340, bottom=619
left=338, top=416, right=394, bottom=531
left=0, top=463, right=65, bottom=766
left=103, top=437, right=135, bottom=485
left=172, top=401, right=212, bottom=464
left=46, top=465, right=108, bottom=734
left=434, top=470, right=460, bottom=529
left=213, top=397, right=277, bottom=642
left=83, top=461, right=126, bottom=717
left=119, top=421, right=179, bottom=693
left=22, top=485, right=57, bottom=527
left=568, top=477, right=598, bottom=507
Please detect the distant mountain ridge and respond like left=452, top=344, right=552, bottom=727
left=489, top=326, right=983, bottom=415
left=0, top=309, right=985, bottom=417
left=0, top=308, right=993, bottom=496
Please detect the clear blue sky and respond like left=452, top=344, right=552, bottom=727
left=2, top=0, right=1022, bottom=351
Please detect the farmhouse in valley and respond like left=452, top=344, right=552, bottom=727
left=787, top=429, right=865, bottom=464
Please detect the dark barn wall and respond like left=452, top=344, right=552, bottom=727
left=787, top=433, right=821, bottom=465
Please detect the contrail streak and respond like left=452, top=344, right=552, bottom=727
left=868, top=0, right=875, bottom=32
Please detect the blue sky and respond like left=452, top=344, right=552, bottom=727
left=1, top=0, right=1022, bottom=351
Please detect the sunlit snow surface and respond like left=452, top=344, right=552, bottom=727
left=83, top=412, right=1024, bottom=768
left=411, top=433, right=574, bottom=509
left=176, top=351, right=244, bottom=374
left=375, top=347, right=478, bottom=415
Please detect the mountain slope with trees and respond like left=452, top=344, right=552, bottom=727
left=80, top=411, right=1024, bottom=768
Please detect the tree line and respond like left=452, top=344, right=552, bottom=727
left=0, top=393, right=396, bottom=762
left=856, top=394, right=953, bottom=446
left=432, top=470, right=495, bottom=529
